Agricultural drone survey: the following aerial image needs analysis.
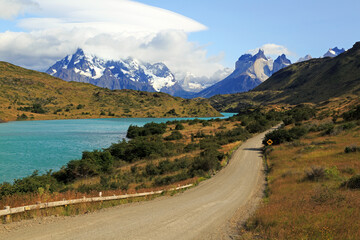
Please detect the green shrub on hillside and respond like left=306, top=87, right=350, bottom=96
left=127, top=122, right=167, bottom=138
left=164, top=131, right=183, bottom=141
left=342, top=105, right=360, bottom=121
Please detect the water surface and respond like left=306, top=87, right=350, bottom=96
left=0, top=113, right=235, bottom=182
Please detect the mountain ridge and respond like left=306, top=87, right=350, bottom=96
left=210, top=42, right=360, bottom=112
left=0, top=61, right=220, bottom=122
left=47, top=49, right=193, bottom=98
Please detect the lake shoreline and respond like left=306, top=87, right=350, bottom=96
left=0, top=112, right=229, bottom=124
left=0, top=113, right=237, bottom=183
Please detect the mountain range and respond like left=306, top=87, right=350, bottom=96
left=210, top=42, right=360, bottom=112
left=46, top=46, right=347, bottom=99
left=46, top=49, right=190, bottom=98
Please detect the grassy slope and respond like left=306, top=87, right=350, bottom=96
left=210, top=42, right=360, bottom=112
left=241, top=103, right=360, bottom=239
left=0, top=119, right=243, bottom=216
left=0, top=61, right=220, bottom=121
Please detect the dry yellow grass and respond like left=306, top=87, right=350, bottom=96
left=241, top=123, right=360, bottom=239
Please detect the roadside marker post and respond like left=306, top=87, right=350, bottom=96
left=4, top=206, right=11, bottom=223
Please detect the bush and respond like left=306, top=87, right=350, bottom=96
left=263, top=126, right=308, bottom=145
left=16, top=113, right=28, bottom=121
left=342, top=105, right=360, bottom=121
left=305, top=166, right=325, bottom=181
left=343, top=175, right=360, bottom=189
left=263, top=129, right=293, bottom=145
left=76, top=104, right=85, bottom=109
left=287, top=105, right=316, bottom=122
left=164, top=130, right=183, bottom=141
left=175, top=123, right=185, bottom=130
left=184, top=143, right=198, bottom=152
left=145, top=163, right=160, bottom=176
left=127, top=122, right=167, bottom=138
left=153, top=172, right=189, bottom=186
left=246, top=122, right=267, bottom=133
left=344, top=145, right=360, bottom=153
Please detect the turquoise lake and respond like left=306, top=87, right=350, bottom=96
left=0, top=113, right=236, bottom=183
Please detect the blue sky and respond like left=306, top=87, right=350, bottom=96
left=0, top=0, right=359, bottom=81
left=136, top=0, right=360, bottom=66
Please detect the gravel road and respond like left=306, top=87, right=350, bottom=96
left=0, top=127, right=276, bottom=240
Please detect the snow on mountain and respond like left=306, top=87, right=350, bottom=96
left=46, top=48, right=180, bottom=94
left=323, top=47, right=345, bottom=58
left=297, top=54, right=312, bottom=63
left=194, top=50, right=291, bottom=98
left=178, top=68, right=233, bottom=92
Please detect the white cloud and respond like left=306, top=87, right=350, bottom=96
left=178, top=68, right=233, bottom=92
left=0, top=0, right=39, bottom=20
left=0, top=0, right=228, bottom=80
left=248, top=43, right=294, bottom=57
left=18, top=0, right=207, bottom=33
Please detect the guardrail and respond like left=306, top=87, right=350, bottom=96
left=0, top=184, right=193, bottom=221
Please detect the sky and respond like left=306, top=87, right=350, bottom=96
left=0, top=0, right=359, bottom=84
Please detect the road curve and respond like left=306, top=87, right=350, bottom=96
left=1, top=127, right=276, bottom=240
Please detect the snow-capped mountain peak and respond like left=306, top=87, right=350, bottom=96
left=47, top=49, right=178, bottom=93
left=323, top=47, right=345, bottom=58
left=297, top=54, right=312, bottom=63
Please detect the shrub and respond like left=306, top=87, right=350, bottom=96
left=288, top=126, right=308, bottom=139
left=127, top=122, right=167, bottom=138
left=76, top=104, right=85, bottom=109
left=164, top=130, right=183, bottom=141
left=16, top=113, right=28, bottom=121
left=145, top=163, right=159, bottom=176
left=153, top=172, right=189, bottom=186
left=175, top=123, right=185, bottom=130
left=184, top=143, right=198, bottom=152
left=343, top=175, right=360, bottom=189
left=32, top=103, right=46, bottom=114
left=263, top=129, right=293, bottom=145
left=305, top=166, right=325, bottom=181
left=287, top=105, right=316, bottom=122
left=342, top=105, right=360, bottom=121
left=246, top=122, right=267, bottom=133
left=344, top=145, right=360, bottom=153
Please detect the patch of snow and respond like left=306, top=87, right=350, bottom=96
left=109, top=66, right=115, bottom=69
left=188, top=83, right=203, bottom=90
left=144, top=68, right=175, bottom=91
left=92, top=65, right=105, bottom=79
left=74, top=60, right=80, bottom=64
left=121, top=69, right=130, bottom=75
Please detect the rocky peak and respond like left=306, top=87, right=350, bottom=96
left=297, top=54, right=312, bottom=63
left=273, top=54, right=291, bottom=73
left=323, top=47, right=346, bottom=58
left=252, top=49, right=267, bottom=61
left=46, top=48, right=179, bottom=94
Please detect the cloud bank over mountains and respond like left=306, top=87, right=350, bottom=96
left=248, top=43, right=294, bottom=59
left=0, top=0, right=225, bottom=79
left=0, top=0, right=39, bottom=20
left=0, top=0, right=293, bottom=87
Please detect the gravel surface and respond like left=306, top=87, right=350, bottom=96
left=0, top=127, right=276, bottom=240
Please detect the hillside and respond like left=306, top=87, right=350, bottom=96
left=210, top=42, right=360, bottom=112
left=241, top=102, right=360, bottom=239
left=0, top=62, right=220, bottom=122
